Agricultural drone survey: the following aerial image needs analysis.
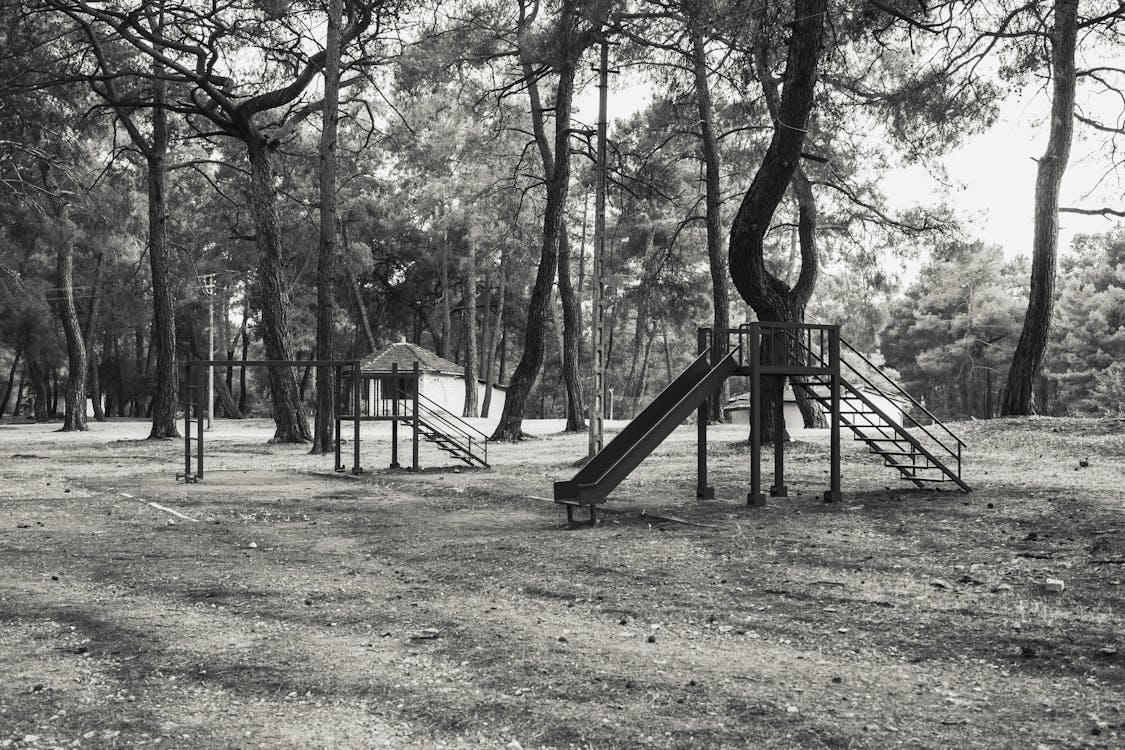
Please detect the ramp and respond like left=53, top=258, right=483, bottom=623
left=554, top=349, right=739, bottom=505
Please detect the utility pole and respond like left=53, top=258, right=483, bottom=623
left=201, top=273, right=216, bottom=430
left=589, top=35, right=611, bottom=458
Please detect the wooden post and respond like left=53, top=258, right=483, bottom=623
left=333, top=364, right=342, bottom=471
left=352, top=360, right=361, bottom=474
left=588, top=36, right=610, bottom=458
left=771, top=330, right=787, bottom=497
left=390, top=362, right=400, bottom=468
left=412, top=361, right=420, bottom=470
left=696, top=327, right=713, bottom=499
left=749, top=324, right=765, bottom=506
left=824, top=326, right=842, bottom=502
left=196, top=361, right=204, bottom=480
left=183, top=361, right=192, bottom=479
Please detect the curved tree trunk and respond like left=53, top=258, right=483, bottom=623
left=558, top=229, right=585, bottom=430
left=1002, top=0, right=1077, bottom=416
left=729, top=0, right=826, bottom=443
left=312, top=0, right=342, bottom=454
left=246, top=140, right=311, bottom=443
left=790, top=169, right=823, bottom=429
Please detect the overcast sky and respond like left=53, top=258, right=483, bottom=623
left=575, top=65, right=1122, bottom=266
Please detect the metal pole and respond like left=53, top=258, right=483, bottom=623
left=588, top=35, right=610, bottom=458
left=196, top=362, right=204, bottom=480
left=390, top=363, right=400, bottom=468
left=206, top=275, right=215, bottom=430
left=696, top=327, right=713, bottom=499
left=352, top=360, right=361, bottom=474
left=824, top=326, right=842, bottom=502
left=771, top=330, right=787, bottom=498
left=184, top=362, right=192, bottom=479
left=334, top=364, right=342, bottom=471
left=412, top=361, right=420, bottom=470
left=749, top=324, right=765, bottom=506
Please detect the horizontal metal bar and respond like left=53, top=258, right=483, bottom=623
left=184, top=359, right=360, bottom=367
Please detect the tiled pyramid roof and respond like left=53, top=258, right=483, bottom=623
left=360, top=342, right=464, bottom=376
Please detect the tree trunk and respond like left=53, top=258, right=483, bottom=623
left=635, top=325, right=655, bottom=415
left=13, top=368, right=26, bottom=417
left=462, top=235, right=480, bottom=417
left=492, top=19, right=581, bottom=440
left=311, top=0, right=342, bottom=454
left=246, top=139, right=311, bottom=442
left=298, top=353, right=313, bottom=401
left=343, top=223, right=379, bottom=356
left=112, top=336, right=124, bottom=416
left=147, top=91, right=179, bottom=438
left=482, top=252, right=508, bottom=418
left=439, top=231, right=452, bottom=359
left=0, top=349, right=21, bottom=418
left=84, top=253, right=106, bottom=422
left=55, top=241, right=88, bottom=431
left=790, top=170, right=822, bottom=429
left=132, top=326, right=145, bottom=417
left=239, top=296, right=250, bottom=413
left=728, top=0, right=826, bottom=443
left=187, top=327, right=241, bottom=418
left=689, top=15, right=730, bottom=422
left=27, top=358, right=49, bottom=422
left=984, top=369, right=994, bottom=418
left=1002, top=0, right=1077, bottom=416
left=662, top=321, right=673, bottom=382
left=557, top=228, right=585, bottom=431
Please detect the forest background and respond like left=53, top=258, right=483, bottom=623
left=1, top=0, right=1123, bottom=443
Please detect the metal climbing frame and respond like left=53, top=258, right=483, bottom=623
left=696, top=323, right=843, bottom=506
left=177, top=359, right=363, bottom=482
left=338, top=361, right=490, bottom=470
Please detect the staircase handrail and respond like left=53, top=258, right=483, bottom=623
left=411, top=393, right=489, bottom=465
left=774, top=327, right=963, bottom=462
left=759, top=319, right=968, bottom=450
left=414, top=391, right=490, bottom=442
left=836, top=337, right=966, bottom=449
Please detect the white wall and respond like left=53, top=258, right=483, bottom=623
left=725, top=393, right=905, bottom=430
left=419, top=374, right=505, bottom=418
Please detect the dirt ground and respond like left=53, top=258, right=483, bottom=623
left=0, top=414, right=1123, bottom=749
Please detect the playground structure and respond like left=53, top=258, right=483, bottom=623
left=554, top=322, right=969, bottom=524
left=177, top=360, right=488, bottom=483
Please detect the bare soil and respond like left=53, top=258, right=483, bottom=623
left=1, top=415, right=1123, bottom=749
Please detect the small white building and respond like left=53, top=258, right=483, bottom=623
left=358, top=342, right=505, bottom=417
left=724, top=385, right=907, bottom=430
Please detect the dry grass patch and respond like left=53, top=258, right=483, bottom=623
left=0, top=417, right=1122, bottom=748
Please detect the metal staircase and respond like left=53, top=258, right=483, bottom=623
left=781, top=329, right=969, bottom=491
left=411, top=393, right=490, bottom=468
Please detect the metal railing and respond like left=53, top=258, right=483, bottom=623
left=775, top=326, right=964, bottom=476
left=414, top=392, right=489, bottom=466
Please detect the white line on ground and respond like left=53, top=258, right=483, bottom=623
left=118, top=492, right=200, bottom=523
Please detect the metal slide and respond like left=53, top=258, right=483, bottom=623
left=554, top=348, right=740, bottom=505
